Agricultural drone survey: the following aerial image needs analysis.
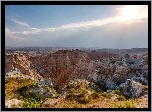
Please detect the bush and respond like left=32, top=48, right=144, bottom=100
left=65, top=88, right=92, bottom=104
left=21, top=97, right=43, bottom=108
left=117, top=95, right=126, bottom=101
left=63, top=105, right=69, bottom=108
left=113, top=90, right=122, bottom=95
left=113, top=100, right=136, bottom=108
left=16, top=85, right=38, bottom=99
left=77, top=96, right=91, bottom=104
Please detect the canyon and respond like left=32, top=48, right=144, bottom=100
left=5, top=47, right=148, bottom=108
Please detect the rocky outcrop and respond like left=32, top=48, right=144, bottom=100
left=16, top=78, right=57, bottom=100
left=5, top=53, right=43, bottom=80
left=5, top=70, right=57, bottom=101
left=117, top=79, right=143, bottom=98
left=88, top=53, right=148, bottom=91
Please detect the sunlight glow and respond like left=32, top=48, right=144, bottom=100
left=122, top=5, right=139, bottom=23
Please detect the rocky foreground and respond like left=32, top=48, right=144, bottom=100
left=5, top=49, right=148, bottom=108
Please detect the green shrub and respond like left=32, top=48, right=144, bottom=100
left=18, top=96, right=24, bottom=100
left=117, top=95, right=126, bottom=101
left=21, top=97, right=43, bottom=108
left=10, top=104, right=16, bottom=108
left=77, top=96, right=91, bottom=104
left=66, top=89, right=91, bottom=104
left=63, top=105, right=69, bottom=108
left=113, top=90, right=122, bottom=95
left=114, top=100, right=136, bottom=108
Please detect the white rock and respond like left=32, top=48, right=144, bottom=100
left=5, top=99, right=23, bottom=108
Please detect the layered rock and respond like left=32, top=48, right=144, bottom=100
left=5, top=53, right=43, bottom=80
left=28, top=49, right=95, bottom=92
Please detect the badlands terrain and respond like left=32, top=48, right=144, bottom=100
left=5, top=47, right=148, bottom=108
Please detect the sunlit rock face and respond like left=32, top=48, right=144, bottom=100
left=5, top=53, right=43, bottom=80
left=88, top=53, right=148, bottom=91
left=28, top=49, right=95, bottom=92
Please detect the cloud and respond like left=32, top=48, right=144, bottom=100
left=81, top=28, right=89, bottom=31
left=20, top=28, right=42, bottom=35
left=5, top=28, right=32, bottom=47
left=5, top=28, right=29, bottom=41
left=71, top=29, right=77, bottom=31
left=20, top=13, right=147, bottom=34
left=6, top=16, right=30, bottom=28
left=13, top=19, right=30, bottom=28
left=6, top=5, right=148, bottom=36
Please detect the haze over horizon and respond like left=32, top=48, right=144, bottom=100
left=5, top=5, right=148, bottom=49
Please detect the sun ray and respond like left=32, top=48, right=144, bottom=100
left=121, top=5, right=140, bottom=23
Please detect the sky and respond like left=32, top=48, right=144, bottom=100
left=5, top=5, right=148, bottom=49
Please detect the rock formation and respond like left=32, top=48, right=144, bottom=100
left=5, top=50, right=148, bottom=95
left=5, top=53, right=43, bottom=80
left=117, top=79, right=143, bottom=98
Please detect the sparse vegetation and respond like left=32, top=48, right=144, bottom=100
left=65, top=88, right=90, bottom=104
left=102, top=92, right=113, bottom=99
left=112, top=100, right=136, bottom=108
left=5, top=77, right=37, bottom=100
left=21, top=97, right=43, bottom=108
left=113, top=90, right=123, bottom=95
left=117, top=95, right=126, bottom=101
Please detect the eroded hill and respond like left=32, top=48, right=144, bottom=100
left=5, top=49, right=148, bottom=108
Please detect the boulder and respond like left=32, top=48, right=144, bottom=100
left=117, top=79, right=143, bottom=98
left=16, top=79, right=57, bottom=100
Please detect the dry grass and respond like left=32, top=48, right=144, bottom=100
left=42, top=93, right=148, bottom=108
left=5, top=77, right=37, bottom=100
left=111, top=100, right=136, bottom=108
left=5, top=76, right=148, bottom=108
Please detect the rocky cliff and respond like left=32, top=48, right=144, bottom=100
left=5, top=53, right=43, bottom=80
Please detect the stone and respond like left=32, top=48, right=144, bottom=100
left=111, top=94, right=118, bottom=101
left=117, top=79, right=143, bottom=98
left=5, top=99, right=24, bottom=108
left=43, top=99, right=58, bottom=106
